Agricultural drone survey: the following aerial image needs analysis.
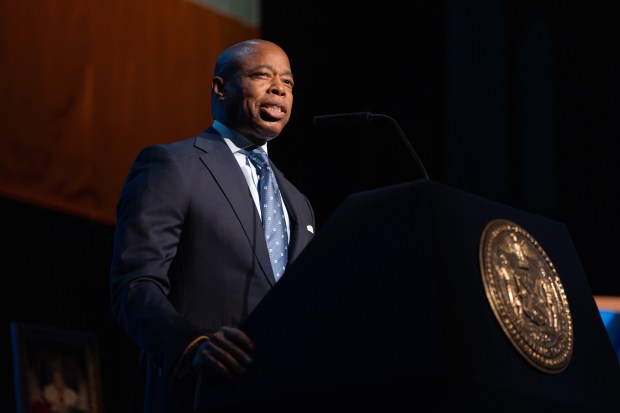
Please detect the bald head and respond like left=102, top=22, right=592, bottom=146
left=214, top=40, right=280, bottom=77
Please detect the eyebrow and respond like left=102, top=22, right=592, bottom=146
left=252, top=64, right=293, bottom=79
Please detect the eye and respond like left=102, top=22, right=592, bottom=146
left=247, top=71, right=269, bottom=81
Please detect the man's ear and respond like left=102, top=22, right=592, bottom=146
left=212, top=76, right=225, bottom=100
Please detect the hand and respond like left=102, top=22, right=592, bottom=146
left=192, top=326, right=255, bottom=379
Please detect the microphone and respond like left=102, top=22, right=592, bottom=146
left=313, top=112, right=430, bottom=181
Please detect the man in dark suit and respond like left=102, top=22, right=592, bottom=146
left=109, top=39, right=315, bottom=413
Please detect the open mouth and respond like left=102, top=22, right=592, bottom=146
left=260, top=104, right=287, bottom=120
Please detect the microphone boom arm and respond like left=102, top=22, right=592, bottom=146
left=369, top=113, right=429, bottom=181
left=313, top=111, right=429, bottom=181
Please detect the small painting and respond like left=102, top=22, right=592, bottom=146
left=10, top=322, right=104, bottom=413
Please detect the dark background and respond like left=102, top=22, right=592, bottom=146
left=4, top=1, right=619, bottom=411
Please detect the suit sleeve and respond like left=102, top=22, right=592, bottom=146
left=109, top=144, right=201, bottom=378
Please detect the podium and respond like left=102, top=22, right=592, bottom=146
left=195, top=180, right=620, bottom=412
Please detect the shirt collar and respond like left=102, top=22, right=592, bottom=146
left=212, top=120, right=268, bottom=155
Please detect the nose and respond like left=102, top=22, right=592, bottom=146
left=269, top=78, right=287, bottom=96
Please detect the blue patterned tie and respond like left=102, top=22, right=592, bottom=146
left=247, top=147, right=288, bottom=280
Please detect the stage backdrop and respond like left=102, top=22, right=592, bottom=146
left=0, top=0, right=261, bottom=225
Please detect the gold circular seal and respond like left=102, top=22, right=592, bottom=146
left=479, top=219, right=573, bottom=373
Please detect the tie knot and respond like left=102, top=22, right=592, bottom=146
left=246, top=147, right=270, bottom=170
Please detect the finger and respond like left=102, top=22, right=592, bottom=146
left=203, top=339, right=250, bottom=376
left=221, top=326, right=256, bottom=353
left=200, top=350, right=235, bottom=379
left=211, top=329, right=254, bottom=366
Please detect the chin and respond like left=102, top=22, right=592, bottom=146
left=260, top=127, right=284, bottom=141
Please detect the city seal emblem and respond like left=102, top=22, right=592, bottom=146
left=479, top=219, right=573, bottom=373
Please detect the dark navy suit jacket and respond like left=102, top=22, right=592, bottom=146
left=110, top=129, right=315, bottom=412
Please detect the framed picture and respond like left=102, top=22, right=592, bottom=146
left=10, top=322, right=104, bottom=413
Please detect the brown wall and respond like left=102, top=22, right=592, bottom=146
left=0, top=0, right=260, bottom=224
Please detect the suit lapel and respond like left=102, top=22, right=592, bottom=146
left=193, top=131, right=276, bottom=285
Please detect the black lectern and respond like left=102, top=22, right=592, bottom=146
left=195, top=180, right=620, bottom=412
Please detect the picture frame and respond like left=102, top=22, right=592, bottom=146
left=10, top=321, right=104, bottom=413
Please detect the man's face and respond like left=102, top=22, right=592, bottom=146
left=223, top=43, right=294, bottom=145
